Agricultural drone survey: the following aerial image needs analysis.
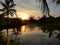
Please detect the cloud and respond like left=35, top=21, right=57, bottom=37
left=0, top=0, right=60, bottom=17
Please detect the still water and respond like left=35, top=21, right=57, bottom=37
left=1, top=25, right=60, bottom=45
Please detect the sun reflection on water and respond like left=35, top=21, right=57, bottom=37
left=21, top=25, right=26, bottom=32
left=20, top=25, right=43, bottom=35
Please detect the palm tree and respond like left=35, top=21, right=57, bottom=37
left=0, top=0, right=18, bottom=36
left=36, top=0, right=60, bottom=17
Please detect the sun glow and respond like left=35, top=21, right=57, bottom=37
left=19, top=13, right=29, bottom=20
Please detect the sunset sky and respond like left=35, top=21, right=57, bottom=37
left=0, top=0, right=60, bottom=19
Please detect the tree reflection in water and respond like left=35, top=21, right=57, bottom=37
left=11, top=26, right=21, bottom=45
left=0, top=26, right=21, bottom=45
left=56, top=33, right=60, bottom=40
left=0, top=24, right=60, bottom=45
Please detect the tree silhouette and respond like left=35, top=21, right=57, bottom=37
left=36, top=0, right=60, bottom=17
left=0, top=0, right=18, bottom=36
left=53, top=0, right=60, bottom=4
left=39, top=0, right=50, bottom=16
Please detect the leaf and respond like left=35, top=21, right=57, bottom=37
left=9, top=4, right=16, bottom=8
left=9, top=12, right=14, bottom=16
left=0, top=12, right=6, bottom=17
left=9, top=0, right=14, bottom=4
left=9, top=9, right=16, bottom=12
left=5, top=0, right=10, bottom=5
left=39, top=0, right=50, bottom=16
left=0, top=1, right=7, bottom=8
left=0, top=9, right=5, bottom=11
left=13, top=12, right=18, bottom=18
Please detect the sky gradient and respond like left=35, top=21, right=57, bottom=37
left=15, top=0, right=60, bottom=18
left=0, top=0, right=60, bottom=19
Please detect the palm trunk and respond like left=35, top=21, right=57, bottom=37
left=15, top=13, right=19, bottom=19
left=7, top=13, right=9, bottom=36
left=15, top=13, right=20, bottom=34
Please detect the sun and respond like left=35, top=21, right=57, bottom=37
left=20, top=13, right=29, bottom=20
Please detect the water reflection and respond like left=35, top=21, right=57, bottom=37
left=0, top=25, right=60, bottom=45
left=21, top=26, right=25, bottom=32
left=21, top=25, right=30, bottom=33
left=21, top=25, right=43, bottom=35
left=20, top=25, right=60, bottom=38
left=21, top=25, right=26, bottom=35
left=1, top=25, right=60, bottom=39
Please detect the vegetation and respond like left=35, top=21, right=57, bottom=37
left=0, top=0, right=60, bottom=45
left=0, top=15, right=60, bottom=29
left=0, top=0, right=60, bottom=30
left=36, top=0, right=60, bottom=17
left=0, top=0, right=18, bottom=36
left=0, top=18, right=21, bottom=30
left=29, top=15, right=60, bottom=26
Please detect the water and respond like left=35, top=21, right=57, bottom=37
left=0, top=25, right=60, bottom=45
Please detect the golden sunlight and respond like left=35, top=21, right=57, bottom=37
left=21, top=26, right=25, bottom=32
left=20, top=13, right=29, bottom=20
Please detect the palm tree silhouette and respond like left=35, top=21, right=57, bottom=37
left=36, top=0, right=50, bottom=17
left=0, top=0, right=18, bottom=36
left=37, top=0, right=60, bottom=17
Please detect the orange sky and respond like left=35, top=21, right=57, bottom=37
left=0, top=0, right=60, bottom=20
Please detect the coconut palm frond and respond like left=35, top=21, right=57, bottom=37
left=9, top=0, right=14, bottom=4
left=9, top=4, right=16, bottom=8
left=13, top=12, right=18, bottom=18
left=5, top=0, right=10, bottom=5
left=39, top=0, right=50, bottom=16
left=0, top=12, right=7, bottom=17
left=0, top=0, right=17, bottom=18
left=0, top=1, right=7, bottom=8
left=9, top=12, right=14, bottom=16
left=0, top=9, right=5, bottom=11
left=42, top=0, right=49, bottom=15
left=9, top=9, right=16, bottom=12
